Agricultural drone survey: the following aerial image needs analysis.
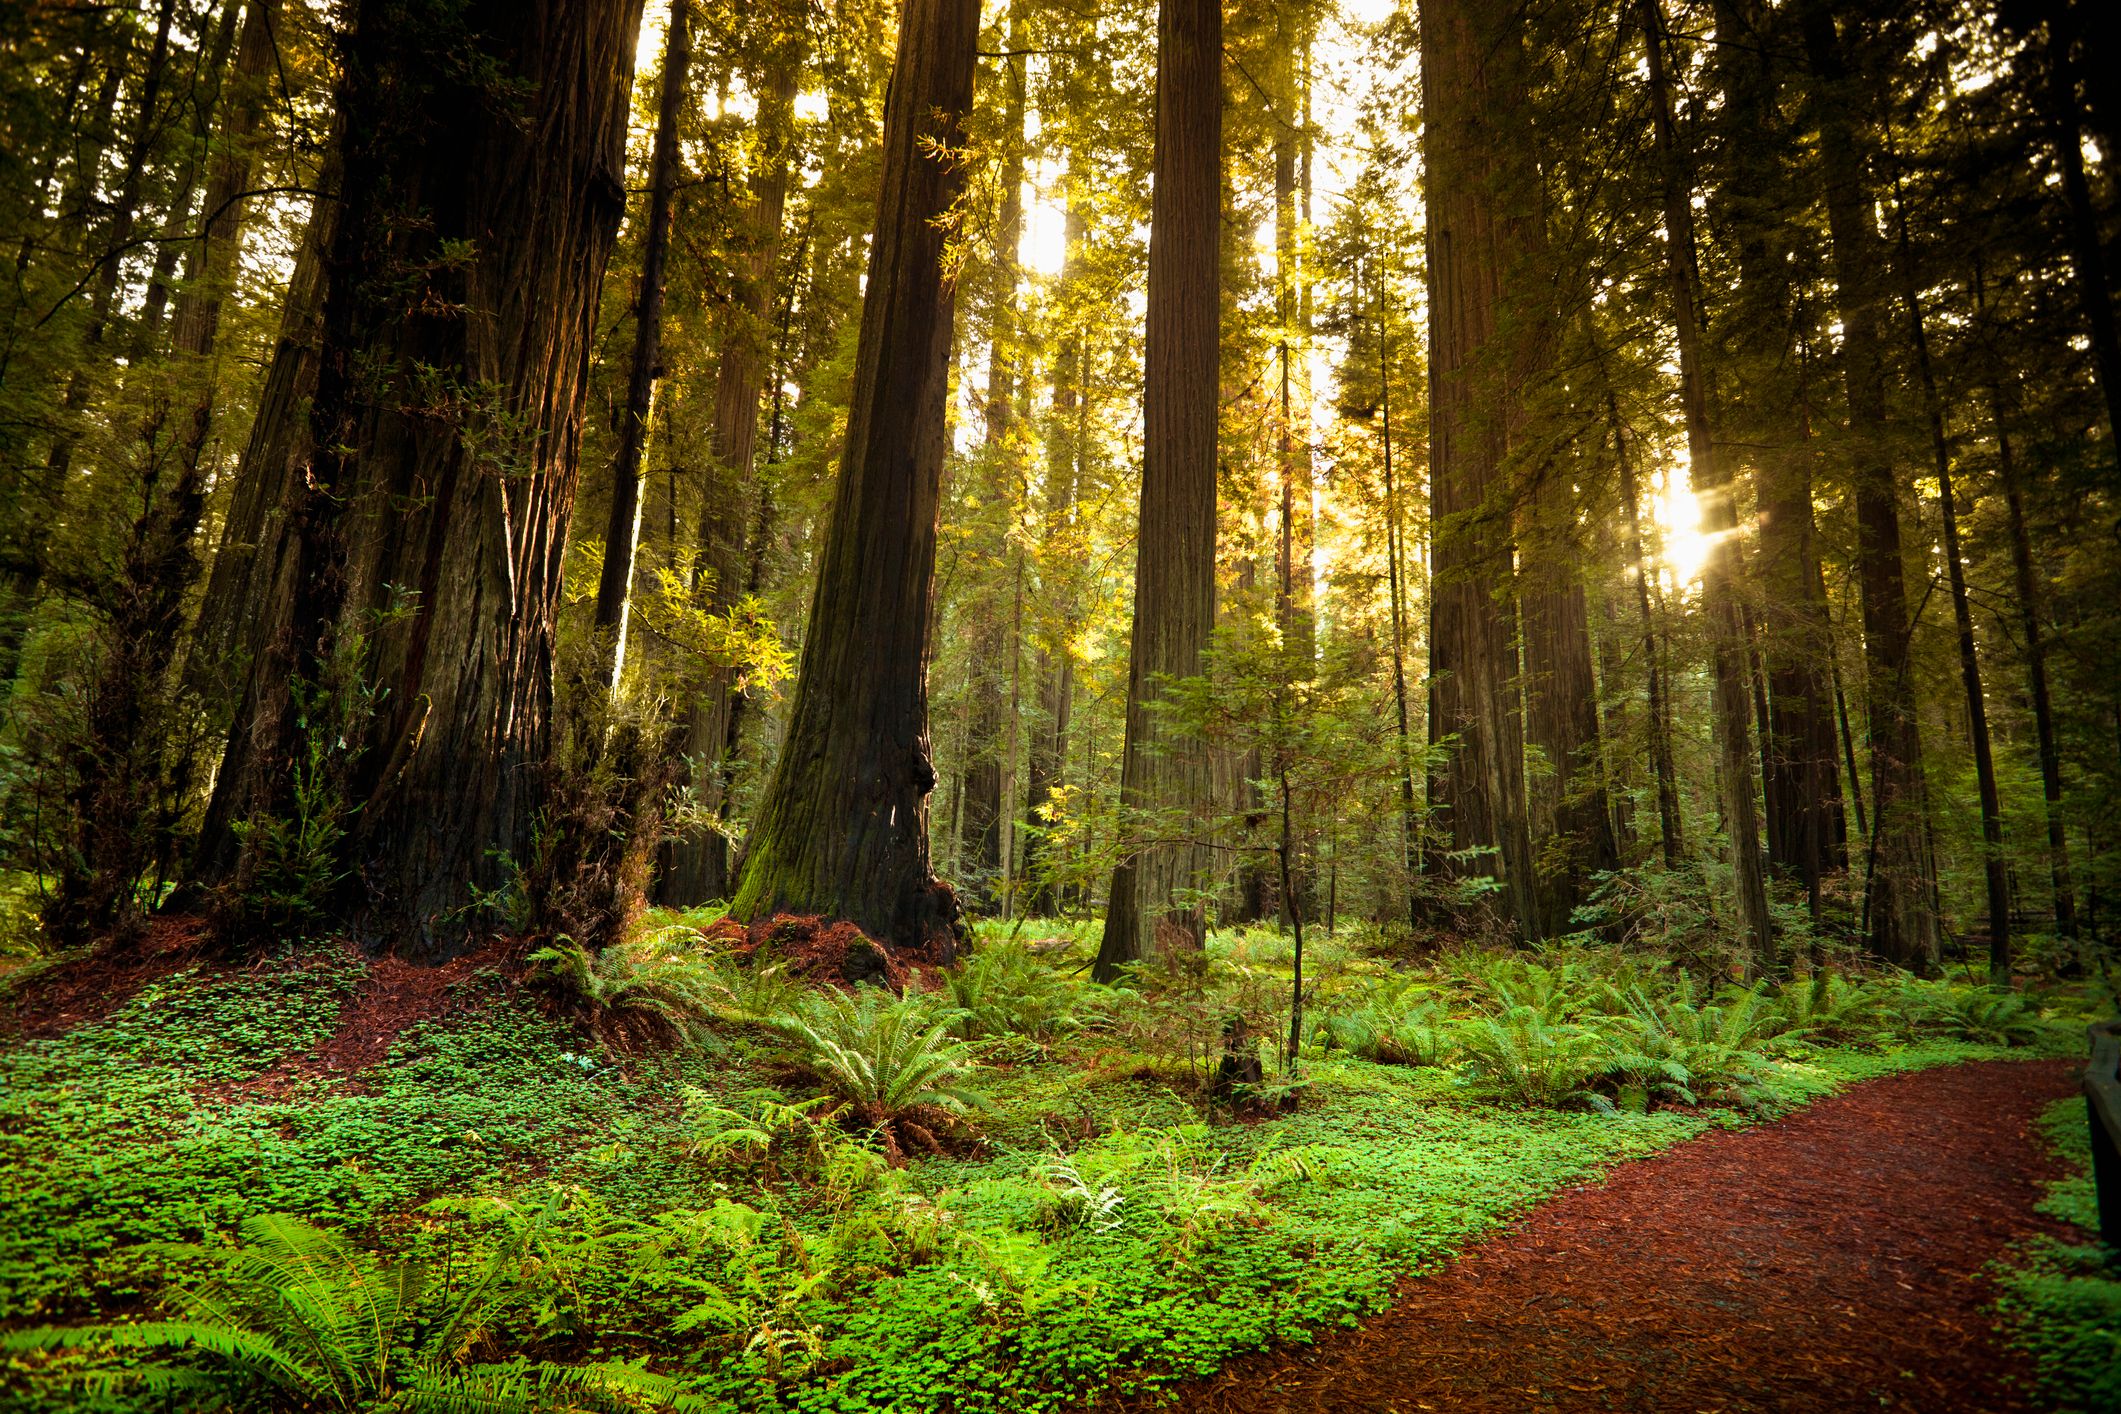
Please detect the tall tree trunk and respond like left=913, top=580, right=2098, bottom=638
left=1977, top=259, right=2078, bottom=938
left=727, top=0, right=979, bottom=953
left=1804, top=5, right=1939, bottom=971
left=657, top=41, right=803, bottom=905
left=1708, top=0, right=1846, bottom=913
left=590, top=0, right=692, bottom=689
left=1892, top=199, right=2010, bottom=982
left=1417, top=0, right=1539, bottom=939
left=1641, top=0, right=1773, bottom=976
left=1092, top=0, right=1221, bottom=979
left=952, top=15, right=1029, bottom=914
left=1022, top=196, right=1087, bottom=916
left=1380, top=259, right=1419, bottom=928
left=205, top=0, right=647, bottom=957
left=1612, top=397, right=1684, bottom=868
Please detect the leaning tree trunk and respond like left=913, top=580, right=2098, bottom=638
left=726, top=0, right=980, bottom=954
left=1641, top=0, right=1773, bottom=977
left=1416, top=0, right=1539, bottom=939
left=1803, top=5, right=1939, bottom=972
left=203, top=0, right=647, bottom=959
left=589, top=0, right=691, bottom=689
left=1092, top=0, right=1222, bottom=980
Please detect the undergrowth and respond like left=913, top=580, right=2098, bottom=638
left=1995, top=1097, right=2121, bottom=1413
left=0, top=921, right=2092, bottom=1413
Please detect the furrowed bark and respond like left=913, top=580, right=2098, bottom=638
left=1094, top=0, right=1222, bottom=979
left=1418, top=0, right=1539, bottom=938
left=206, top=0, right=648, bottom=958
left=727, top=0, right=980, bottom=954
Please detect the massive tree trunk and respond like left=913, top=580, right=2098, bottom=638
left=726, top=0, right=979, bottom=953
left=1417, top=0, right=1539, bottom=938
left=204, top=0, right=647, bottom=958
left=590, top=0, right=692, bottom=689
left=1802, top=5, right=1939, bottom=972
left=657, top=38, right=803, bottom=905
left=1641, top=0, right=1773, bottom=977
left=1092, top=0, right=1221, bottom=979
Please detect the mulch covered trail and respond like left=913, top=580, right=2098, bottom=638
left=1125, top=1059, right=2077, bottom=1414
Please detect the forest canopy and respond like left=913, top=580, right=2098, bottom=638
left=2, top=0, right=2117, bottom=979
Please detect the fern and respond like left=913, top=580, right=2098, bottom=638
left=4, top=1213, right=703, bottom=1412
left=1455, top=1007, right=1608, bottom=1108
left=768, top=988, right=984, bottom=1131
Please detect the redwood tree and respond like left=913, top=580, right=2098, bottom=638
left=204, top=0, right=648, bottom=958
left=1418, top=0, right=1539, bottom=938
left=726, top=0, right=980, bottom=953
left=1092, top=0, right=1223, bottom=980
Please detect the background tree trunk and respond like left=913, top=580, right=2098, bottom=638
left=1093, top=0, right=1222, bottom=979
left=1804, top=5, right=1939, bottom=972
left=727, top=0, right=980, bottom=953
left=590, top=0, right=691, bottom=689
left=1641, top=0, right=1772, bottom=976
left=1417, top=0, right=1539, bottom=938
left=658, top=39, right=803, bottom=906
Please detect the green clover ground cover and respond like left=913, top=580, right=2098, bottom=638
left=0, top=932, right=2088, bottom=1414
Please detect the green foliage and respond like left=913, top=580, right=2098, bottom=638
left=1453, top=1008, right=1610, bottom=1108
left=528, top=926, right=729, bottom=1045
left=2, top=1211, right=702, bottom=1412
left=1996, top=1099, right=2121, bottom=1413
left=1319, top=998, right=1449, bottom=1066
left=767, top=988, right=985, bottom=1131
left=945, top=940, right=1078, bottom=1047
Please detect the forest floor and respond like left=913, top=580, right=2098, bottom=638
left=1123, top=1057, right=2077, bottom=1414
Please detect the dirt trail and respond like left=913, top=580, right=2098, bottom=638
left=1120, top=1058, right=2076, bottom=1414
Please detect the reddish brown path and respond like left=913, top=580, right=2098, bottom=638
left=1122, top=1059, right=2077, bottom=1414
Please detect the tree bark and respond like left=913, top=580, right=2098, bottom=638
left=1417, top=0, right=1539, bottom=938
left=204, top=0, right=647, bottom=958
left=727, top=0, right=980, bottom=954
left=1802, top=4, right=1939, bottom=971
left=1641, top=0, right=1773, bottom=977
left=590, top=0, right=691, bottom=689
left=1092, top=0, right=1221, bottom=979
